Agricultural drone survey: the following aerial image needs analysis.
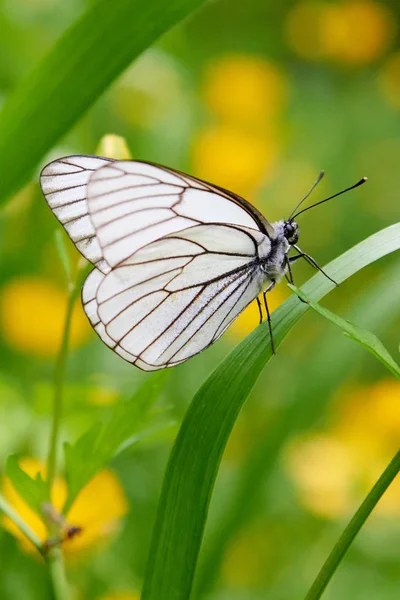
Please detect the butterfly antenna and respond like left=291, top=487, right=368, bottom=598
left=291, top=177, right=367, bottom=221
left=288, top=170, right=325, bottom=222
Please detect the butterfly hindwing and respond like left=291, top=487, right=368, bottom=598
left=82, top=224, right=268, bottom=370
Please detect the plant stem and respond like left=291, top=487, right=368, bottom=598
left=304, top=449, right=400, bottom=600
left=46, top=283, right=76, bottom=497
left=45, top=264, right=87, bottom=600
left=0, top=493, right=43, bottom=554
left=47, top=547, right=70, bottom=600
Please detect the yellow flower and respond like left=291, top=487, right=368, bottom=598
left=285, top=0, right=395, bottom=66
left=284, top=434, right=357, bottom=519
left=284, top=379, right=400, bottom=519
left=87, top=385, right=120, bottom=407
left=96, top=134, right=132, bottom=160
left=192, top=125, right=278, bottom=197
left=0, top=277, right=91, bottom=357
left=379, top=51, right=400, bottom=110
left=321, top=1, right=395, bottom=66
left=203, top=54, right=288, bottom=125
left=228, top=287, right=288, bottom=340
left=2, top=457, right=129, bottom=555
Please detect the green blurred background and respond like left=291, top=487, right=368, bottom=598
left=0, top=0, right=399, bottom=599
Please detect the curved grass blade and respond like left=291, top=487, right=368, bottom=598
left=141, top=223, right=400, bottom=600
left=0, top=0, right=206, bottom=204
left=196, top=258, right=400, bottom=597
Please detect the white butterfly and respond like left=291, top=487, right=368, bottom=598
left=40, top=155, right=365, bottom=371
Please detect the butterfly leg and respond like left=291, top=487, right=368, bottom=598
left=285, top=253, right=296, bottom=285
left=263, top=282, right=275, bottom=355
left=292, top=244, right=338, bottom=286
left=256, top=296, right=263, bottom=325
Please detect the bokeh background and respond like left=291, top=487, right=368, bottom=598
left=0, top=0, right=399, bottom=599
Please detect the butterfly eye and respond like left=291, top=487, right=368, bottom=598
left=284, top=221, right=299, bottom=245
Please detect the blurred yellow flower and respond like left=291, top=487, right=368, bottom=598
left=228, top=287, right=288, bottom=340
left=321, top=1, right=394, bottom=65
left=87, top=385, right=120, bottom=407
left=203, top=54, right=288, bottom=125
left=284, top=379, right=400, bottom=519
left=0, top=277, right=91, bottom=357
left=2, top=457, right=129, bottom=555
left=221, top=523, right=271, bottom=587
left=192, top=125, right=278, bottom=197
left=284, top=434, right=357, bottom=518
left=285, top=1, right=395, bottom=65
left=378, top=51, right=400, bottom=110
left=96, top=134, right=132, bottom=160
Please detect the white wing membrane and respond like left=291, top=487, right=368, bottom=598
left=86, top=160, right=263, bottom=268
left=40, top=155, right=114, bottom=273
left=82, top=224, right=268, bottom=370
left=41, top=154, right=274, bottom=370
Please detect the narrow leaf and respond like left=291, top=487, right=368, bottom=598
left=0, top=0, right=207, bottom=204
left=6, top=456, right=48, bottom=518
left=63, top=372, right=169, bottom=515
left=141, top=223, right=400, bottom=600
left=289, top=285, right=400, bottom=379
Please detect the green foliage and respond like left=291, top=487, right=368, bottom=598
left=290, top=285, right=400, bottom=379
left=197, top=259, right=400, bottom=596
left=63, top=373, right=170, bottom=514
left=0, top=0, right=207, bottom=204
left=5, top=456, right=47, bottom=518
left=54, top=231, right=73, bottom=288
left=142, top=224, right=400, bottom=600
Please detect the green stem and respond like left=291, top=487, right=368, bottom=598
left=47, top=548, right=70, bottom=600
left=46, top=284, right=76, bottom=497
left=45, top=263, right=88, bottom=600
left=0, top=493, right=43, bottom=554
left=304, top=449, right=400, bottom=600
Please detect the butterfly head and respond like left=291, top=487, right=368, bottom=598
left=283, top=220, right=299, bottom=246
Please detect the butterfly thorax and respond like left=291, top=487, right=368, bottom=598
left=259, top=220, right=295, bottom=283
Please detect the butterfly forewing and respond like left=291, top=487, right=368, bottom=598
left=40, top=155, right=115, bottom=273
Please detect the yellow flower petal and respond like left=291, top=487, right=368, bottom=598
left=285, top=0, right=395, bottom=66
left=228, top=286, right=288, bottom=340
left=192, top=126, right=278, bottom=197
left=285, top=379, right=400, bottom=519
left=0, top=277, right=91, bottom=357
left=203, top=54, right=288, bottom=124
left=321, top=1, right=395, bottom=66
left=2, top=457, right=129, bottom=556
left=284, top=435, right=356, bottom=518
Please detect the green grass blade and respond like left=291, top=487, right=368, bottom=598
left=0, top=0, right=206, bottom=204
left=141, top=223, right=400, bottom=600
left=290, top=285, right=400, bottom=378
left=196, top=259, right=400, bottom=597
